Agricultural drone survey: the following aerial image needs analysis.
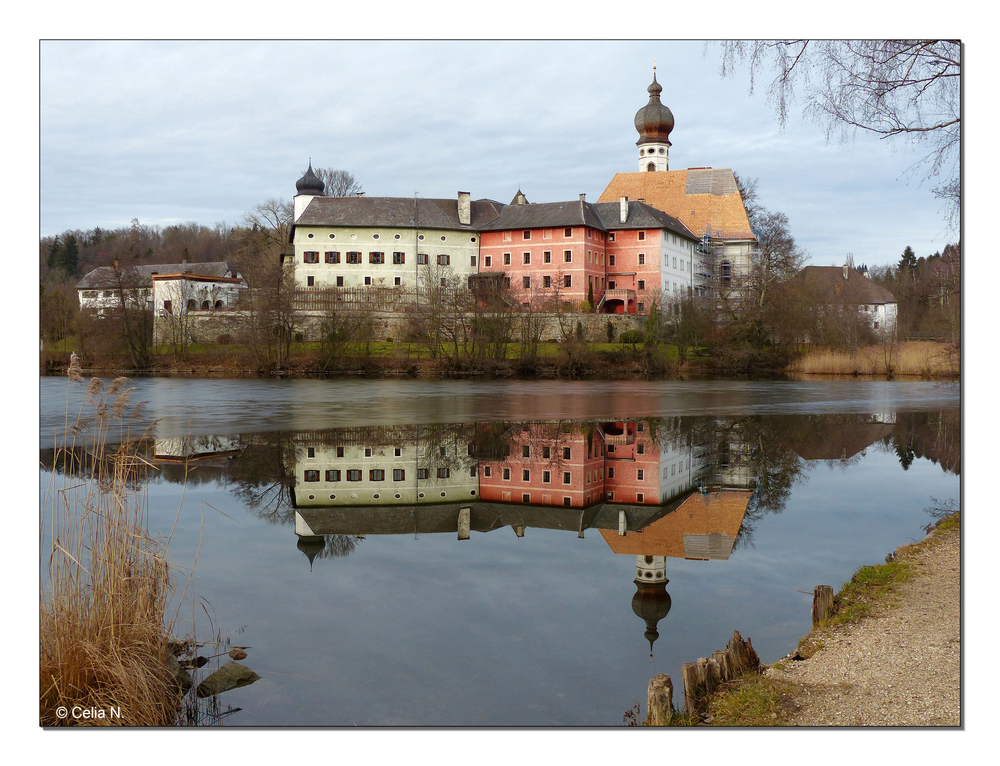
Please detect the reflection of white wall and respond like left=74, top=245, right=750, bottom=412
left=154, top=434, right=243, bottom=459
left=295, top=441, right=479, bottom=506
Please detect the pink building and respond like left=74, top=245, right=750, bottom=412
left=478, top=192, right=698, bottom=315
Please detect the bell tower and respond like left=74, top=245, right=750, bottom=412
left=633, top=66, right=674, bottom=172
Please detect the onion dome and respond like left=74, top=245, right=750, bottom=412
left=296, top=535, right=326, bottom=570
left=295, top=161, right=326, bottom=196
left=634, top=70, right=674, bottom=147
left=632, top=578, right=672, bottom=657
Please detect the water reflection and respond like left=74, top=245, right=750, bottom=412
left=40, top=406, right=959, bottom=670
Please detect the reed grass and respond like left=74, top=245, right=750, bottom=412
left=789, top=341, right=959, bottom=378
left=40, top=363, right=181, bottom=726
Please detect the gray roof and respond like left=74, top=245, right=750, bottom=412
left=478, top=199, right=608, bottom=232
left=797, top=266, right=896, bottom=305
left=591, top=200, right=698, bottom=241
left=294, top=196, right=504, bottom=232
left=76, top=261, right=238, bottom=289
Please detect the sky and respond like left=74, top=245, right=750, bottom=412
left=38, top=39, right=962, bottom=269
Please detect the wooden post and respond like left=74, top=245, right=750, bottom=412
left=680, top=631, right=760, bottom=717
left=812, top=585, right=834, bottom=626
left=647, top=674, right=673, bottom=726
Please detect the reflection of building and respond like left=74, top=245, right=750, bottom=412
left=291, top=426, right=479, bottom=507
left=153, top=434, right=244, bottom=462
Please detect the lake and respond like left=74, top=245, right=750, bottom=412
left=39, top=376, right=960, bottom=726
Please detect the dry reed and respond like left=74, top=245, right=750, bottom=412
left=789, top=341, right=959, bottom=378
left=40, top=372, right=181, bottom=726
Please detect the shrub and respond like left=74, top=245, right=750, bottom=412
left=619, top=330, right=644, bottom=345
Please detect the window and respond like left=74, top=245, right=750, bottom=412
left=563, top=447, right=571, bottom=460
left=562, top=472, right=572, bottom=484
left=638, top=280, right=646, bottom=291
left=484, top=466, right=492, bottom=477
left=163, top=300, right=172, bottom=314
left=523, top=493, right=531, bottom=503
left=304, top=251, right=319, bottom=263
left=394, top=277, right=401, bottom=286
left=347, top=251, right=362, bottom=264
left=417, top=253, right=428, bottom=265
left=523, top=276, right=531, bottom=289
left=503, top=467, right=511, bottom=481
left=564, top=274, right=572, bottom=288
left=637, top=493, right=645, bottom=503
left=523, top=252, right=531, bottom=264
left=346, top=470, right=362, bottom=482
left=364, top=448, right=372, bottom=457
left=563, top=497, right=572, bottom=507
left=187, top=299, right=197, bottom=311
left=608, top=466, right=615, bottom=478
left=638, top=254, right=645, bottom=265
left=437, top=254, right=450, bottom=265
left=638, top=231, right=646, bottom=241
left=608, top=232, right=615, bottom=242
left=503, top=253, right=511, bottom=265
left=720, top=260, right=732, bottom=286
left=543, top=275, right=551, bottom=288
left=370, top=469, right=385, bottom=482
left=564, top=227, right=572, bottom=237
left=522, top=469, right=530, bottom=481
left=326, top=251, right=340, bottom=263
left=369, top=252, right=384, bottom=264
left=564, top=250, right=572, bottom=263
left=485, top=255, right=492, bottom=268
left=326, top=470, right=341, bottom=482
left=471, top=255, right=477, bottom=267
left=417, top=468, right=429, bottom=480
left=336, top=276, right=344, bottom=287
left=364, top=276, right=372, bottom=286
left=306, top=276, right=315, bottom=287
left=392, top=252, right=405, bottom=264
left=523, top=230, right=531, bottom=240
left=522, top=445, right=530, bottom=458
left=672, top=257, right=677, bottom=269
left=637, top=469, right=644, bottom=481
left=437, top=467, right=450, bottom=479
left=543, top=251, right=552, bottom=263
left=502, top=231, right=512, bottom=242
left=543, top=470, right=551, bottom=483
left=304, top=470, right=320, bottom=482
left=336, top=447, right=344, bottom=458
left=609, top=254, right=616, bottom=266
left=542, top=446, right=551, bottom=459
left=440, top=278, right=447, bottom=287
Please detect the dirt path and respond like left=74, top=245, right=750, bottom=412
left=765, top=525, right=960, bottom=726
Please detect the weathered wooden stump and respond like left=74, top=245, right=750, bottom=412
left=812, top=585, right=835, bottom=626
left=681, top=630, right=759, bottom=716
left=647, top=674, right=674, bottom=726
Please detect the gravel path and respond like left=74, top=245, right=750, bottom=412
left=765, top=525, right=960, bottom=726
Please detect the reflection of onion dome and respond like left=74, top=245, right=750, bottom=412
left=631, top=578, right=671, bottom=657
left=634, top=70, right=674, bottom=147
left=295, top=161, right=326, bottom=196
left=296, top=535, right=326, bottom=570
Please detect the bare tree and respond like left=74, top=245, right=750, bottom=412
left=314, top=168, right=363, bottom=198
left=717, top=40, right=960, bottom=227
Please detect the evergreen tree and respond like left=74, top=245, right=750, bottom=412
left=898, top=246, right=917, bottom=273
left=46, top=236, right=62, bottom=270
left=61, top=234, right=80, bottom=276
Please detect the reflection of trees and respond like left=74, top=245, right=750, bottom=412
left=882, top=409, right=960, bottom=475
left=221, top=432, right=297, bottom=524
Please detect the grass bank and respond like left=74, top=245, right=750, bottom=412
left=788, top=341, right=959, bottom=379
left=40, top=370, right=183, bottom=726
left=651, top=509, right=960, bottom=727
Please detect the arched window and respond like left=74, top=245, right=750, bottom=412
left=187, top=299, right=196, bottom=311
left=215, top=300, right=224, bottom=309
left=201, top=300, right=210, bottom=310
left=646, top=162, right=656, bottom=172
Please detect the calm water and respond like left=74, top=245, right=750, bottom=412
left=39, top=376, right=960, bottom=726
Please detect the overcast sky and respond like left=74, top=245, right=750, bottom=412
left=37, top=39, right=962, bottom=269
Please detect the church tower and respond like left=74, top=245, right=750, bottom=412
left=634, top=67, right=674, bottom=172
left=293, top=160, right=326, bottom=222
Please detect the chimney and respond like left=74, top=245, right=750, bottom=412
left=620, top=196, right=629, bottom=224
left=579, top=193, right=586, bottom=202
left=457, top=191, right=471, bottom=225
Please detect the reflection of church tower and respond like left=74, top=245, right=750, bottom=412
left=631, top=555, right=671, bottom=657
left=634, top=67, right=674, bottom=172
left=297, top=535, right=325, bottom=571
